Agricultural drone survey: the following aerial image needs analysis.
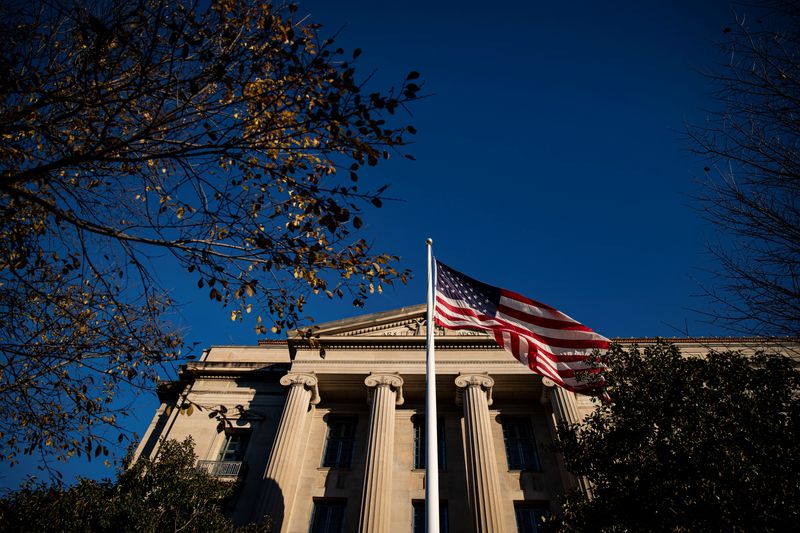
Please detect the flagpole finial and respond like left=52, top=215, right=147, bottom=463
left=426, top=238, right=433, bottom=245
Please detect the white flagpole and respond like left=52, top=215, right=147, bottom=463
left=425, top=238, right=440, bottom=533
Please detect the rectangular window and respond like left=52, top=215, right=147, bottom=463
left=514, top=503, right=550, bottom=533
left=412, top=416, right=446, bottom=470
left=322, top=416, right=357, bottom=468
left=217, top=431, right=250, bottom=462
left=502, top=417, right=540, bottom=471
left=310, top=500, right=346, bottom=533
left=412, top=500, right=448, bottom=533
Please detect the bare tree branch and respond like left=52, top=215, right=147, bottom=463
left=689, top=0, right=800, bottom=337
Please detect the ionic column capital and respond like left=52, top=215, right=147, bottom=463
left=540, top=375, right=579, bottom=426
left=541, top=376, right=557, bottom=388
left=455, top=372, right=494, bottom=406
left=280, top=372, right=321, bottom=405
left=364, top=372, right=404, bottom=405
left=540, top=376, right=555, bottom=405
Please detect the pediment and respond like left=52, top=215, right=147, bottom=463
left=293, top=303, right=489, bottom=338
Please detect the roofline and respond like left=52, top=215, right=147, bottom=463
left=286, top=304, right=428, bottom=338
left=614, top=336, right=798, bottom=343
left=234, top=303, right=798, bottom=346
left=252, top=335, right=798, bottom=348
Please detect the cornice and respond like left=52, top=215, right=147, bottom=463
left=189, top=389, right=264, bottom=395
left=181, top=361, right=290, bottom=380
left=293, top=359, right=521, bottom=366
left=614, top=337, right=798, bottom=344
left=258, top=339, right=288, bottom=346
left=291, top=335, right=497, bottom=350
left=244, top=303, right=798, bottom=349
left=288, top=336, right=798, bottom=350
left=264, top=334, right=798, bottom=349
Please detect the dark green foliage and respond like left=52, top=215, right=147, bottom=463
left=0, top=438, right=269, bottom=532
left=557, top=342, right=800, bottom=532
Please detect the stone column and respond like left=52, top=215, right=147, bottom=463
left=541, top=377, right=592, bottom=497
left=455, top=373, right=506, bottom=533
left=256, top=372, right=320, bottom=526
left=542, top=377, right=580, bottom=426
left=358, top=373, right=404, bottom=533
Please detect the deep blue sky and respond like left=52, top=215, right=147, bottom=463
left=2, top=0, right=740, bottom=488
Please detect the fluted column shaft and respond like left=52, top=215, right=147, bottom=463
left=541, top=377, right=592, bottom=497
left=456, top=373, right=505, bottom=533
left=358, top=373, right=404, bottom=533
left=547, top=382, right=580, bottom=426
left=256, top=372, right=320, bottom=527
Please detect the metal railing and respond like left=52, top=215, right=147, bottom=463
left=196, top=460, right=244, bottom=478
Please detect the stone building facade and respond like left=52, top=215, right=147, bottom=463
left=133, top=304, right=784, bottom=532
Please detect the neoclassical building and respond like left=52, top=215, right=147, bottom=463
left=133, top=304, right=786, bottom=532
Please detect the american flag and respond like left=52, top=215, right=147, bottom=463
left=433, top=260, right=609, bottom=396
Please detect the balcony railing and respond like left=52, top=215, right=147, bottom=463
left=196, top=460, right=244, bottom=478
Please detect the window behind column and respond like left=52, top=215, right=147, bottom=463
left=502, top=417, right=540, bottom=471
left=217, top=431, right=250, bottom=462
left=322, top=415, right=357, bottom=468
left=412, top=415, right=446, bottom=470
left=514, top=503, right=550, bottom=533
left=310, top=499, right=346, bottom=533
left=412, top=500, right=448, bottom=533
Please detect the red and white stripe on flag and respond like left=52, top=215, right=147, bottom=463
left=433, top=261, right=609, bottom=397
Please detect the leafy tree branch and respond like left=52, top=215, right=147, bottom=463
left=0, top=0, right=422, bottom=468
